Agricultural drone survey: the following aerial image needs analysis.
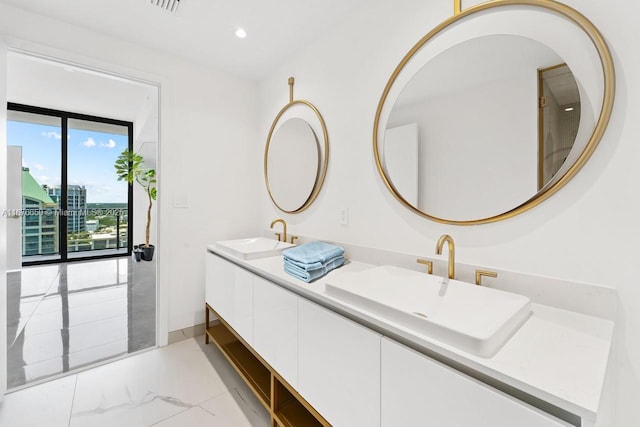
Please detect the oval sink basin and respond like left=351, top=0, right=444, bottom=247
left=325, top=265, right=531, bottom=357
left=215, top=237, right=296, bottom=260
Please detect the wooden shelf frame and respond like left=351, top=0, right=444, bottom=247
left=205, top=304, right=330, bottom=427
left=273, top=379, right=324, bottom=427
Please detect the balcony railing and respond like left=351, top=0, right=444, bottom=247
left=21, top=207, right=129, bottom=262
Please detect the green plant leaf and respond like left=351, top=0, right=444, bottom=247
left=114, top=149, right=158, bottom=242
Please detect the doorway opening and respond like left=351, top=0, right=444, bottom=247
left=5, top=51, right=160, bottom=390
left=537, top=63, right=581, bottom=190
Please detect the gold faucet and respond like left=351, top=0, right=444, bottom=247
left=416, top=259, right=433, bottom=274
left=435, top=234, right=455, bottom=280
left=270, top=218, right=287, bottom=242
left=475, top=269, right=497, bottom=286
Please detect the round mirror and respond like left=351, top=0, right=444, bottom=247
left=374, top=0, right=614, bottom=225
left=265, top=80, right=329, bottom=214
left=265, top=118, right=320, bottom=212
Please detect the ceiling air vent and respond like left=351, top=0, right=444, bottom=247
left=150, top=0, right=180, bottom=13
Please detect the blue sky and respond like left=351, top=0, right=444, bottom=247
left=8, top=120, right=129, bottom=203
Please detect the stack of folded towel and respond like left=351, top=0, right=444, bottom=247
left=282, top=241, right=345, bottom=283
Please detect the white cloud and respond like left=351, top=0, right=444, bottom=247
left=38, top=175, right=50, bottom=183
left=91, top=185, right=111, bottom=194
left=33, top=163, right=46, bottom=171
left=82, top=137, right=96, bottom=148
left=41, top=131, right=61, bottom=140
left=100, top=139, right=117, bottom=149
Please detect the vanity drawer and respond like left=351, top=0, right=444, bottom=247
left=253, top=276, right=298, bottom=388
left=298, top=299, right=381, bottom=427
left=381, top=338, right=570, bottom=427
left=205, top=253, right=253, bottom=345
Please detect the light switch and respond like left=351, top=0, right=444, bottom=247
left=173, top=193, right=188, bottom=208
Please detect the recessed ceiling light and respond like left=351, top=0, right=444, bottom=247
left=235, top=28, right=247, bottom=39
left=564, top=107, right=574, bottom=112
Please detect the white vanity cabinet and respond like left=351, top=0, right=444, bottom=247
left=252, top=275, right=299, bottom=388
left=381, top=338, right=570, bottom=427
left=225, top=266, right=254, bottom=345
left=205, top=254, right=254, bottom=345
left=298, top=298, right=381, bottom=427
left=205, top=253, right=227, bottom=318
left=206, top=249, right=590, bottom=427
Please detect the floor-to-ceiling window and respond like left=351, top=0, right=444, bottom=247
left=7, top=103, right=133, bottom=265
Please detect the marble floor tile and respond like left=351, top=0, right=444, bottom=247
left=11, top=265, right=60, bottom=296
left=20, top=293, right=128, bottom=336
left=152, top=405, right=221, bottom=426
left=19, top=353, right=64, bottom=385
left=194, top=338, right=271, bottom=426
left=64, top=259, right=128, bottom=291
left=199, top=391, right=270, bottom=427
left=2, top=337, right=272, bottom=427
left=7, top=257, right=156, bottom=389
left=69, top=339, right=228, bottom=427
left=67, top=338, right=128, bottom=368
left=0, top=374, right=77, bottom=427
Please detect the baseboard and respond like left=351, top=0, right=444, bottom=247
left=168, top=322, right=205, bottom=345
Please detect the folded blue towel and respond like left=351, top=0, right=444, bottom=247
left=282, top=241, right=344, bottom=265
left=282, top=256, right=325, bottom=272
left=284, top=255, right=345, bottom=283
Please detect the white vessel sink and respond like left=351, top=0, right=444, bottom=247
left=325, top=265, right=531, bottom=357
left=215, top=237, right=296, bottom=260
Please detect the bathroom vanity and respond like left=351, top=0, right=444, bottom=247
left=205, top=238, right=615, bottom=427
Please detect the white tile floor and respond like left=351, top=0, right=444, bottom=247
left=0, top=338, right=271, bottom=427
left=7, top=258, right=156, bottom=389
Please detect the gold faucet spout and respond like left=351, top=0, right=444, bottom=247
left=436, top=234, right=455, bottom=280
left=270, top=218, right=287, bottom=242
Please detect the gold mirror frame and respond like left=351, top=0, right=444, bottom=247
left=265, top=77, right=329, bottom=213
left=373, top=0, right=615, bottom=225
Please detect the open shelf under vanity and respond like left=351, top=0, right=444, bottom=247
left=205, top=303, right=329, bottom=427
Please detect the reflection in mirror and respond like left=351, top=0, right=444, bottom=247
left=384, top=35, right=582, bottom=221
left=539, top=64, right=580, bottom=189
left=266, top=118, right=320, bottom=212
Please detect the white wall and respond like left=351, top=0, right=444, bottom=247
left=258, top=0, right=639, bottom=425
left=0, top=40, right=9, bottom=398
left=389, top=72, right=537, bottom=220
left=0, top=3, right=261, bottom=335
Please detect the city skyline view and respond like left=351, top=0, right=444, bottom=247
left=8, top=119, right=129, bottom=203
left=8, top=110, right=132, bottom=260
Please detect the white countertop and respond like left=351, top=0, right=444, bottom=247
left=207, top=245, right=614, bottom=422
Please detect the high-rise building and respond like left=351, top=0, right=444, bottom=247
left=21, top=168, right=59, bottom=256
left=46, top=184, right=87, bottom=233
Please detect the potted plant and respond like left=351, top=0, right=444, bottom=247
left=115, top=149, right=157, bottom=261
left=133, top=245, right=143, bottom=262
